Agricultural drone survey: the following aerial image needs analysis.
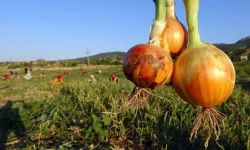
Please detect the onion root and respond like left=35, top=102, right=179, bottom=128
left=121, top=86, right=150, bottom=111
left=190, top=107, right=226, bottom=148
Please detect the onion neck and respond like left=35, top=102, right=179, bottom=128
left=184, top=0, right=206, bottom=48
left=166, top=0, right=176, bottom=19
left=155, top=0, right=166, bottom=23
left=149, top=0, right=167, bottom=46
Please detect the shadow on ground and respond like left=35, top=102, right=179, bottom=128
left=0, top=100, right=27, bottom=150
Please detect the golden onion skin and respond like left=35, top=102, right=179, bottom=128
left=123, top=44, right=173, bottom=89
left=161, top=18, right=188, bottom=56
left=172, top=45, right=235, bottom=107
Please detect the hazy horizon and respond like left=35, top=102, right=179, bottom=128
left=1, top=0, right=250, bottom=61
left=0, top=50, right=127, bottom=62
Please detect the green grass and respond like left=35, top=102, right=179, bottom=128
left=0, top=65, right=250, bottom=150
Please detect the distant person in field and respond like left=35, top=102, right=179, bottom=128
left=24, top=70, right=33, bottom=80
left=2, top=73, right=9, bottom=81
left=12, top=71, right=19, bottom=80
left=63, top=70, right=71, bottom=75
left=9, top=71, right=14, bottom=77
left=88, top=75, right=96, bottom=83
left=109, top=72, right=118, bottom=83
left=98, top=70, right=102, bottom=74
left=24, top=67, right=29, bottom=74
left=50, top=74, right=63, bottom=87
left=82, top=71, right=87, bottom=75
left=38, top=72, right=45, bottom=79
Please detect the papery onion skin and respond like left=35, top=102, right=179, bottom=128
left=161, top=17, right=188, bottom=56
left=172, top=45, right=235, bottom=107
left=123, top=44, right=173, bottom=89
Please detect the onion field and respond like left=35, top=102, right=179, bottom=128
left=0, top=62, right=249, bottom=150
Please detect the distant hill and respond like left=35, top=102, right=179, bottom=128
left=235, top=36, right=250, bottom=48
left=214, top=36, right=250, bottom=60
left=72, top=51, right=126, bottom=60
left=215, top=36, right=250, bottom=51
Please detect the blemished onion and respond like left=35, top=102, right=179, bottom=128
left=161, top=0, right=188, bottom=56
left=122, top=44, right=173, bottom=109
left=123, top=44, right=173, bottom=89
left=122, top=0, right=173, bottom=109
left=172, top=0, right=235, bottom=147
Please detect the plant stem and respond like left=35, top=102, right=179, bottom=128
left=155, top=0, right=166, bottom=23
left=183, top=0, right=205, bottom=47
left=149, top=0, right=167, bottom=45
left=166, top=0, right=176, bottom=18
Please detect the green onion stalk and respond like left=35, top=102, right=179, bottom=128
left=149, top=0, right=167, bottom=46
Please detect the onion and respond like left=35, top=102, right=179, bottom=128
left=123, top=44, right=173, bottom=89
left=122, top=0, right=173, bottom=110
left=122, top=43, right=173, bottom=109
left=161, top=0, right=188, bottom=56
left=172, top=0, right=236, bottom=147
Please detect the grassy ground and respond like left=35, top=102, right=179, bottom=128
left=0, top=64, right=249, bottom=150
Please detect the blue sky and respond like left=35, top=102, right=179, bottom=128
left=0, top=0, right=249, bottom=61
